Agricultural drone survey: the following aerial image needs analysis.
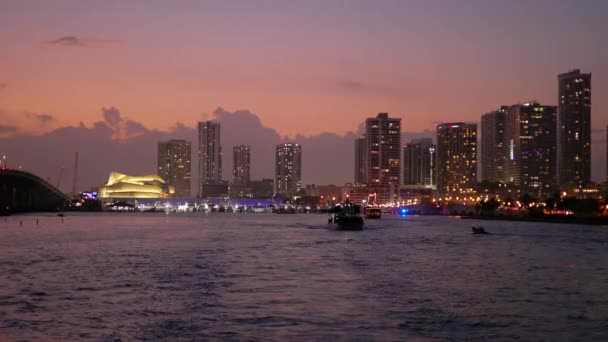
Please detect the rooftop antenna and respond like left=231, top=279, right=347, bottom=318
left=72, top=152, right=79, bottom=196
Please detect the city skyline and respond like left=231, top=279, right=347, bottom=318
left=0, top=97, right=606, bottom=194
left=1, top=2, right=608, bottom=192
left=3, top=3, right=608, bottom=339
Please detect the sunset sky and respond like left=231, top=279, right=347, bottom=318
left=1, top=0, right=607, bottom=187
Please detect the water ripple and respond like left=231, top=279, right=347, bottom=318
left=0, top=213, right=607, bottom=340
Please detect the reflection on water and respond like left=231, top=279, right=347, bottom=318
left=1, top=213, right=607, bottom=340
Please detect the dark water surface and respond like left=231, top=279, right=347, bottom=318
left=1, top=213, right=607, bottom=341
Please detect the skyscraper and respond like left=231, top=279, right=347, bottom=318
left=481, top=106, right=507, bottom=183
left=436, top=123, right=477, bottom=196
left=198, top=121, right=222, bottom=197
left=354, top=136, right=367, bottom=185
left=557, top=69, right=591, bottom=189
left=504, top=102, right=557, bottom=196
left=157, top=139, right=191, bottom=197
left=233, top=145, right=251, bottom=186
left=274, top=143, right=302, bottom=196
left=403, top=138, right=436, bottom=187
left=365, top=113, right=401, bottom=188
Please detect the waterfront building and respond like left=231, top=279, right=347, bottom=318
left=481, top=107, right=507, bottom=183
left=198, top=121, right=222, bottom=197
left=305, top=184, right=342, bottom=201
left=203, top=182, right=229, bottom=198
left=557, top=69, right=591, bottom=189
left=98, top=172, right=174, bottom=198
left=504, top=102, right=557, bottom=196
left=157, top=139, right=191, bottom=197
left=274, top=143, right=302, bottom=196
left=354, top=136, right=367, bottom=185
left=250, top=179, right=274, bottom=198
left=365, top=113, right=401, bottom=194
left=403, top=138, right=436, bottom=188
left=342, top=184, right=395, bottom=205
left=436, top=123, right=478, bottom=196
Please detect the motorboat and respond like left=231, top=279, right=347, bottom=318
left=328, top=202, right=364, bottom=230
left=472, top=226, right=491, bottom=235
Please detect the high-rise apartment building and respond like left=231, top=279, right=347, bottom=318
left=198, top=121, right=222, bottom=197
left=504, top=102, right=557, bottom=196
left=157, top=139, right=191, bottom=197
left=233, top=145, right=251, bottom=186
left=354, top=136, right=367, bottom=185
left=436, top=123, right=477, bottom=196
left=403, top=138, right=436, bottom=187
left=275, top=143, right=302, bottom=196
left=557, top=69, right=591, bottom=189
left=365, top=113, right=401, bottom=188
left=481, top=107, right=507, bottom=183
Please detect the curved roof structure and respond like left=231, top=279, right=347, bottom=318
left=99, top=172, right=174, bottom=198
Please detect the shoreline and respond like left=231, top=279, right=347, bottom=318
left=461, top=215, right=608, bottom=226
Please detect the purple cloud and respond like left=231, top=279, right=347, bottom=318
left=125, top=120, right=148, bottom=137
left=101, top=107, right=150, bottom=140
left=102, top=107, right=122, bottom=127
left=48, top=36, right=84, bottom=47
left=0, top=125, right=18, bottom=134
left=25, top=112, right=56, bottom=125
left=46, top=36, right=121, bottom=48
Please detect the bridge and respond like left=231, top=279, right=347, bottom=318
left=0, top=169, right=71, bottom=213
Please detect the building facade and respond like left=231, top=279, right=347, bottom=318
left=157, top=139, right=191, bottom=197
left=274, top=143, right=302, bottom=196
left=504, top=102, right=557, bottom=196
left=250, top=179, right=274, bottom=198
left=342, top=184, right=395, bottom=205
left=233, top=145, right=251, bottom=186
left=198, top=121, right=222, bottom=197
left=99, top=172, right=174, bottom=199
left=365, top=113, right=401, bottom=191
left=481, top=107, right=507, bottom=183
left=557, top=69, right=591, bottom=189
left=403, top=138, right=436, bottom=187
left=354, top=136, right=367, bottom=185
left=436, top=123, right=477, bottom=196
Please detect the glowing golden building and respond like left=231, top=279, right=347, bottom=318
left=98, top=172, right=175, bottom=198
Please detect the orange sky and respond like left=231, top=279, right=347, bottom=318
left=1, top=1, right=607, bottom=138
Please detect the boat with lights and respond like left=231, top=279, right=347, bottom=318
left=328, top=202, right=364, bottom=230
left=364, top=206, right=382, bottom=219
